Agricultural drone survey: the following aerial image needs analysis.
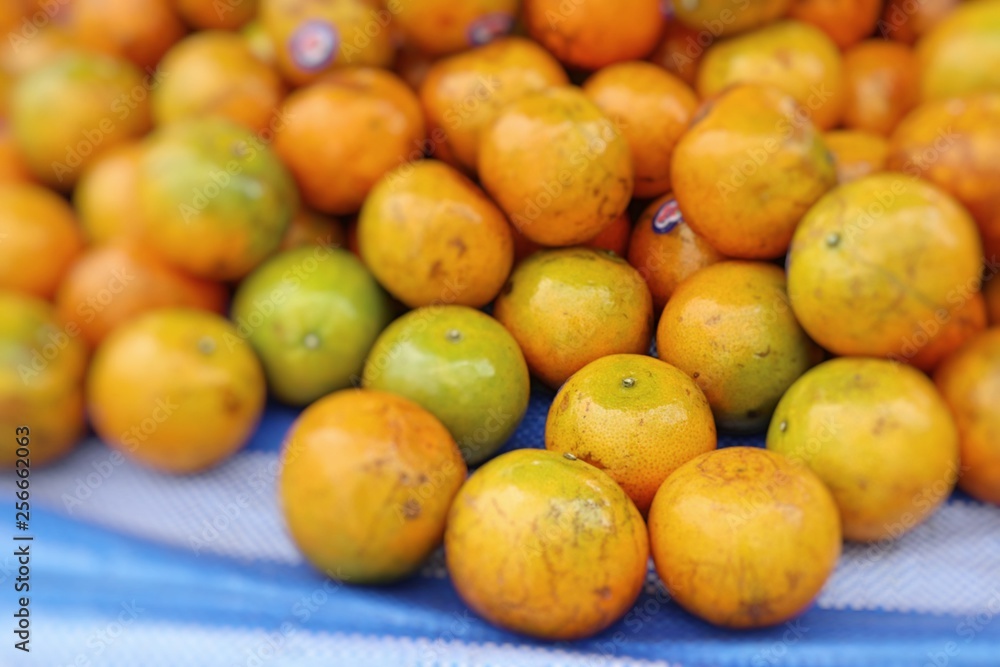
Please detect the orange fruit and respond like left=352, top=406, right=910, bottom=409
left=0, top=124, right=35, bottom=185
left=419, top=37, right=568, bottom=173
left=0, top=25, right=77, bottom=76
left=394, top=0, right=517, bottom=56
left=280, top=389, right=466, bottom=583
left=768, top=358, right=960, bottom=541
left=671, top=84, right=836, bottom=259
left=87, top=309, right=266, bottom=474
left=917, top=0, right=1000, bottom=102
left=545, top=353, right=716, bottom=514
left=648, top=20, right=704, bottom=87
left=0, top=291, right=87, bottom=467
left=153, top=31, right=286, bottom=134
left=522, top=0, right=664, bottom=70
left=67, top=0, right=186, bottom=70
left=626, top=193, right=726, bottom=311
left=905, top=292, right=988, bottom=373
left=823, top=129, right=888, bottom=184
left=583, top=61, right=698, bottom=199
left=986, top=277, right=1000, bottom=325
left=672, top=0, right=791, bottom=37
left=656, top=261, right=820, bottom=434
left=10, top=52, right=153, bottom=189
left=880, top=0, right=957, bottom=44
left=274, top=67, right=425, bottom=216
left=362, top=305, right=530, bottom=465
left=445, top=448, right=648, bottom=640
left=278, top=208, right=346, bottom=252
left=787, top=174, right=984, bottom=359
left=260, top=0, right=394, bottom=87
left=358, top=160, right=514, bottom=308
left=841, top=40, right=919, bottom=137
left=137, top=118, right=297, bottom=281
left=935, top=329, right=1000, bottom=506
left=55, top=242, right=228, bottom=349
left=0, top=183, right=84, bottom=300
left=696, top=20, right=846, bottom=131
left=787, top=0, right=881, bottom=49
left=887, top=94, right=1000, bottom=264
left=73, top=141, right=145, bottom=244
left=648, top=447, right=841, bottom=628
left=173, top=0, right=259, bottom=30
left=479, top=87, right=633, bottom=247
left=230, top=245, right=392, bottom=406
left=512, top=210, right=631, bottom=264
left=494, top=247, right=653, bottom=388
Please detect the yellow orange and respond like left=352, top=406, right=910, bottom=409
left=842, top=40, right=919, bottom=137
left=394, top=0, right=518, bottom=56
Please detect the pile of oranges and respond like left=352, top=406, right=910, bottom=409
left=2, top=0, right=999, bottom=642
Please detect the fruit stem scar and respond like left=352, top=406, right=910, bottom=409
left=622, top=377, right=636, bottom=388
left=197, top=337, right=216, bottom=355
left=303, top=333, right=320, bottom=350
left=446, top=329, right=463, bottom=342
left=779, top=420, right=788, bottom=432
left=563, top=452, right=578, bottom=461
left=825, top=232, right=841, bottom=247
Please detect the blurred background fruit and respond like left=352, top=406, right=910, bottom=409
left=841, top=39, right=918, bottom=137
left=394, top=0, right=518, bottom=56
left=916, top=0, right=1000, bottom=101
left=73, top=142, right=145, bottom=244
left=67, top=0, right=186, bottom=70
left=672, top=0, right=791, bottom=37
left=786, top=0, right=880, bottom=48
left=173, top=0, right=258, bottom=30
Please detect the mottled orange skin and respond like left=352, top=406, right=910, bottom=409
left=986, top=278, right=1000, bottom=326
left=73, top=142, right=145, bottom=244
left=523, top=0, right=664, bottom=70
left=670, top=85, right=836, bottom=259
left=274, top=68, right=425, bottom=216
left=648, top=447, right=841, bottom=628
left=697, top=20, right=846, bottom=131
left=359, top=160, right=513, bottom=308
left=281, top=390, right=466, bottom=583
left=0, top=292, right=87, bottom=467
left=906, top=292, right=988, bottom=373
left=11, top=52, right=153, bottom=189
left=787, top=0, right=880, bottom=48
left=787, top=174, right=983, bottom=359
left=278, top=208, right=346, bottom=252
left=153, top=31, right=286, bottom=134
left=823, top=130, right=887, bottom=184
left=0, top=183, right=84, bottom=300
left=842, top=40, right=919, bottom=137
left=494, top=247, right=653, bottom=388
left=68, top=0, right=187, bottom=70
left=394, top=0, right=518, bottom=56
left=935, top=329, right=1000, bottom=506
left=55, top=242, right=228, bottom=349
left=87, top=309, right=266, bottom=474
left=887, top=95, right=1000, bottom=264
left=173, top=0, right=258, bottom=30
left=261, top=0, right=394, bottom=86
left=672, top=0, right=791, bottom=37
left=768, top=358, right=960, bottom=541
left=545, top=354, right=717, bottom=515
left=648, top=20, right=704, bottom=86
left=419, top=37, right=568, bottom=173
left=583, top=61, right=698, bottom=198
left=446, top=449, right=648, bottom=640
left=512, top=210, right=631, bottom=263
left=478, top=88, right=634, bottom=247
left=626, top=193, right=726, bottom=311
left=656, top=261, right=821, bottom=434
left=917, top=0, right=1000, bottom=102
left=880, top=0, right=957, bottom=45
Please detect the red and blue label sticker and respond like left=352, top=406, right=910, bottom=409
left=289, top=20, right=339, bottom=71
left=468, top=12, right=514, bottom=46
left=652, top=197, right=684, bottom=234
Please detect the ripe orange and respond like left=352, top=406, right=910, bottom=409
left=494, top=247, right=653, bottom=388
left=274, top=67, right=425, bottom=216
left=419, top=37, right=568, bottom=173
left=880, top=0, right=957, bottom=44
left=0, top=183, right=84, bottom=300
left=583, top=61, right=698, bottom=199
left=280, top=389, right=466, bottom=583
left=87, top=309, right=267, bottom=474
left=478, top=87, right=633, bottom=247
left=68, top=0, right=186, bottom=70
left=394, top=0, right=518, bottom=56
left=842, top=40, right=919, bottom=137
left=153, top=31, right=286, bottom=134
left=787, top=174, right=984, bottom=359
left=362, top=305, right=530, bottom=465
left=545, top=354, right=716, bottom=514
left=768, top=358, right=960, bottom=541
left=823, top=130, right=888, bottom=184
left=787, top=0, right=881, bottom=49
left=671, top=84, right=836, bottom=259
left=445, top=448, right=648, bottom=640
left=648, top=447, right=841, bottom=628
left=55, top=242, right=228, bottom=350
left=0, top=291, right=87, bottom=467
left=935, top=329, right=1000, bottom=506
left=656, top=261, right=821, bottom=433
left=904, top=292, right=988, bottom=373
left=626, top=194, right=726, bottom=311
left=522, top=0, right=664, bottom=70
left=73, top=141, right=145, bottom=244
left=917, top=0, right=1000, bottom=101
left=173, top=0, right=258, bottom=30
left=278, top=208, right=346, bottom=252
left=696, top=20, right=846, bottom=131
left=672, top=0, right=791, bottom=37
left=359, top=160, right=513, bottom=308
